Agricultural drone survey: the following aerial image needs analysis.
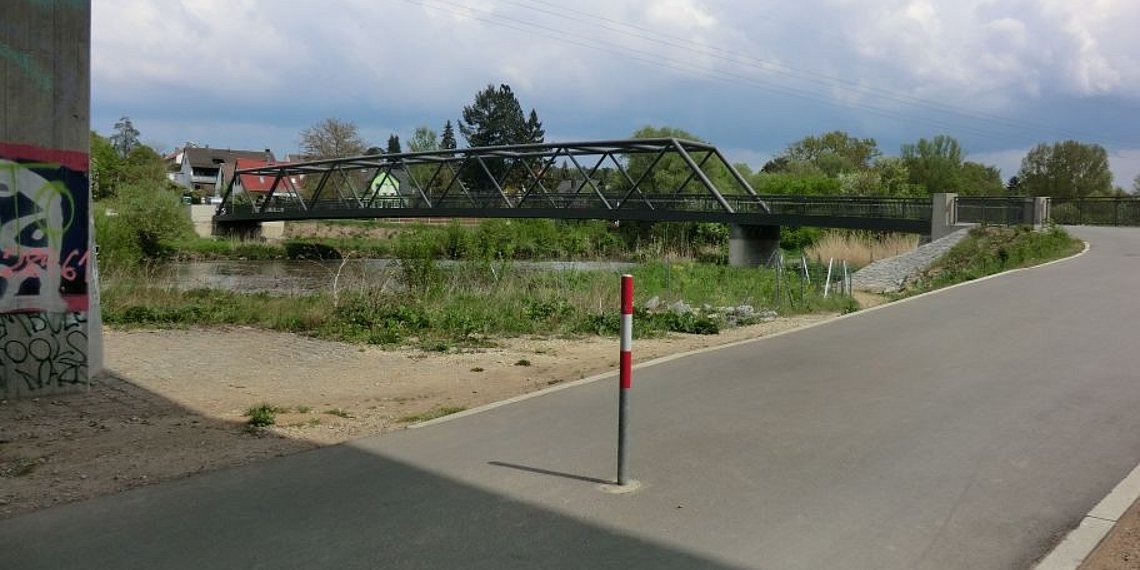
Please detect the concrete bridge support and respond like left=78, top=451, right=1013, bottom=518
left=196, top=206, right=284, bottom=241
left=728, top=225, right=781, bottom=267
left=1, top=1, right=98, bottom=398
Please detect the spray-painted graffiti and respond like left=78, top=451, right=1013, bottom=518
left=0, top=42, right=52, bottom=92
left=0, top=143, right=90, bottom=396
left=0, top=154, right=88, bottom=313
left=0, top=312, right=87, bottom=394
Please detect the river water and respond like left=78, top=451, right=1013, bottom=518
left=162, top=259, right=636, bottom=295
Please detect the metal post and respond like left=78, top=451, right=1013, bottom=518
left=617, top=274, right=633, bottom=486
left=824, top=258, right=834, bottom=298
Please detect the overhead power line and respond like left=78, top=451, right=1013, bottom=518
left=404, top=0, right=1136, bottom=148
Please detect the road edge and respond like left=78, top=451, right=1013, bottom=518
left=1035, top=461, right=1140, bottom=569
left=413, top=239, right=1092, bottom=431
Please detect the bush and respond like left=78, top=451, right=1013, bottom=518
left=95, top=183, right=194, bottom=267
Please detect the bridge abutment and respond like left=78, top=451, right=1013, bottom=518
left=728, top=225, right=781, bottom=267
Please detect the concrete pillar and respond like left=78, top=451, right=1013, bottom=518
left=1, top=1, right=97, bottom=398
left=930, top=193, right=958, bottom=241
left=1033, top=197, right=1051, bottom=227
left=728, top=225, right=780, bottom=267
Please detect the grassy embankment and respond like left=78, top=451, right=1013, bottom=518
left=905, top=225, right=1084, bottom=292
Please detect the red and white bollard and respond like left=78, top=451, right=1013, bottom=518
left=617, top=274, right=633, bottom=486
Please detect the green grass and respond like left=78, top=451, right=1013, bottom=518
left=101, top=259, right=856, bottom=346
left=398, top=406, right=467, bottom=424
left=907, top=225, right=1083, bottom=292
left=245, top=403, right=284, bottom=427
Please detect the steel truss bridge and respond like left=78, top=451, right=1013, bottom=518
left=215, top=138, right=935, bottom=233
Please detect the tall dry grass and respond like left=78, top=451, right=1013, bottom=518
left=806, top=232, right=920, bottom=267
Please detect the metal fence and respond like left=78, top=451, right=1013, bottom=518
left=955, top=197, right=1038, bottom=225
left=1050, top=197, right=1140, bottom=226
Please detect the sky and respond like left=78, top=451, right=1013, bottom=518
left=92, top=0, right=1140, bottom=188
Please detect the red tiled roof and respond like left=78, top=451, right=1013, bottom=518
left=234, top=158, right=296, bottom=193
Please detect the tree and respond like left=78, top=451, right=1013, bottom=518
left=1017, top=141, right=1113, bottom=198
left=299, top=118, right=367, bottom=159
left=1132, top=174, right=1140, bottom=195
left=958, top=161, right=1005, bottom=196
left=780, top=131, right=880, bottom=177
left=1007, top=175, right=1022, bottom=195
left=91, top=131, right=123, bottom=200
left=109, top=116, right=140, bottom=158
left=525, top=109, right=545, bottom=145
left=901, top=135, right=964, bottom=194
left=459, top=83, right=541, bottom=147
left=440, top=120, right=457, bottom=150
left=408, top=127, right=439, bottom=153
left=458, top=84, right=544, bottom=191
left=90, top=130, right=170, bottom=200
left=386, top=134, right=402, bottom=155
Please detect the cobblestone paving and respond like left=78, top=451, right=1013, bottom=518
left=852, top=228, right=970, bottom=293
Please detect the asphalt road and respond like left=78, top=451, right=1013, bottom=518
left=3, top=226, right=1139, bottom=569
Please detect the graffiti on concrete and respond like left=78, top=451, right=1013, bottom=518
left=0, top=42, right=52, bottom=92
left=0, top=312, right=87, bottom=394
left=0, top=152, right=88, bottom=313
left=0, top=143, right=91, bottom=396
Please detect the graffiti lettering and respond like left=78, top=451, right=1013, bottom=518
left=0, top=158, right=86, bottom=312
left=0, top=247, right=88, bottom=281
left=0, top=312, right=87, bottom=395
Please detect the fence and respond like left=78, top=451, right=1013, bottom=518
left=1050, top=197, right=1140, bottom=226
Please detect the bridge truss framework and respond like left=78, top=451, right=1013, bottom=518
left=214, top=138, right=932, bottom=233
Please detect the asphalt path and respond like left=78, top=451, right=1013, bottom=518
left=3, top=226, right=1139, bottom=569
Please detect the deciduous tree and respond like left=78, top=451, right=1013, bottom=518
left=1017, top=141, right=1113, bottom=198
left=408, top=127, right=439, bottom=153
left=901, top=135, right=964, bottom=194
left=299, top=118, right=367, bottom=159
left=110, top=116, right=140, bottom=158
left=780, top=131, right=880, bottom=177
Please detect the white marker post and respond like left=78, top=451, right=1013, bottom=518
left=617, top=274, right=633, bottom=486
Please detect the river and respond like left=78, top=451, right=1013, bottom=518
left=162, top=259, right=636, bottom=295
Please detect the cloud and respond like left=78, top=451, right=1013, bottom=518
left=91, top=1, right=1140, bottom=166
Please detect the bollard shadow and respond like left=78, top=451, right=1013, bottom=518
left=488, top=460, right=613, bottom=485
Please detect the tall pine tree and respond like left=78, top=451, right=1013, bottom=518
left=440, top=120, right=457, bottom=150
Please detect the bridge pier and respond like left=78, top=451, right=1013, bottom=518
left=728, top=225, right=781, bottom=267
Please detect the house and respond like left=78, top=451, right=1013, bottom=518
left=167, top=145, right=275, bottom=195
left=216, top=158, right=304, bottom=208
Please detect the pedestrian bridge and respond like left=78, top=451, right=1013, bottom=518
left=212, top=138, right=1043, bottom=264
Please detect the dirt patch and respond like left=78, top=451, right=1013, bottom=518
left=0, top=313, right=834, bottom=519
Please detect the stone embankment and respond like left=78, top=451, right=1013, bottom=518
left=852, top=229, right=970, bottom=293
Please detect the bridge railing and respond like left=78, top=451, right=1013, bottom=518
left=1050, top=197, right=1140, bottom=226
left=955, top=197, right=1038, bottom=225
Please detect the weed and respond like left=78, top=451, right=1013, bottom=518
left=294, top=405, right=312, bottom=414
left=398, top=406, right=467, bottom=423
left=324, top=408, right=352, bottom=419
left=514, top=359, right=532, bottom=367
left=470, top=367, right=485, bottom=372
left=245, top=403, right=281, bottom=427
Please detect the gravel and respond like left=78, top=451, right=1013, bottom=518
left=852, top=228, right=971, bottom=293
